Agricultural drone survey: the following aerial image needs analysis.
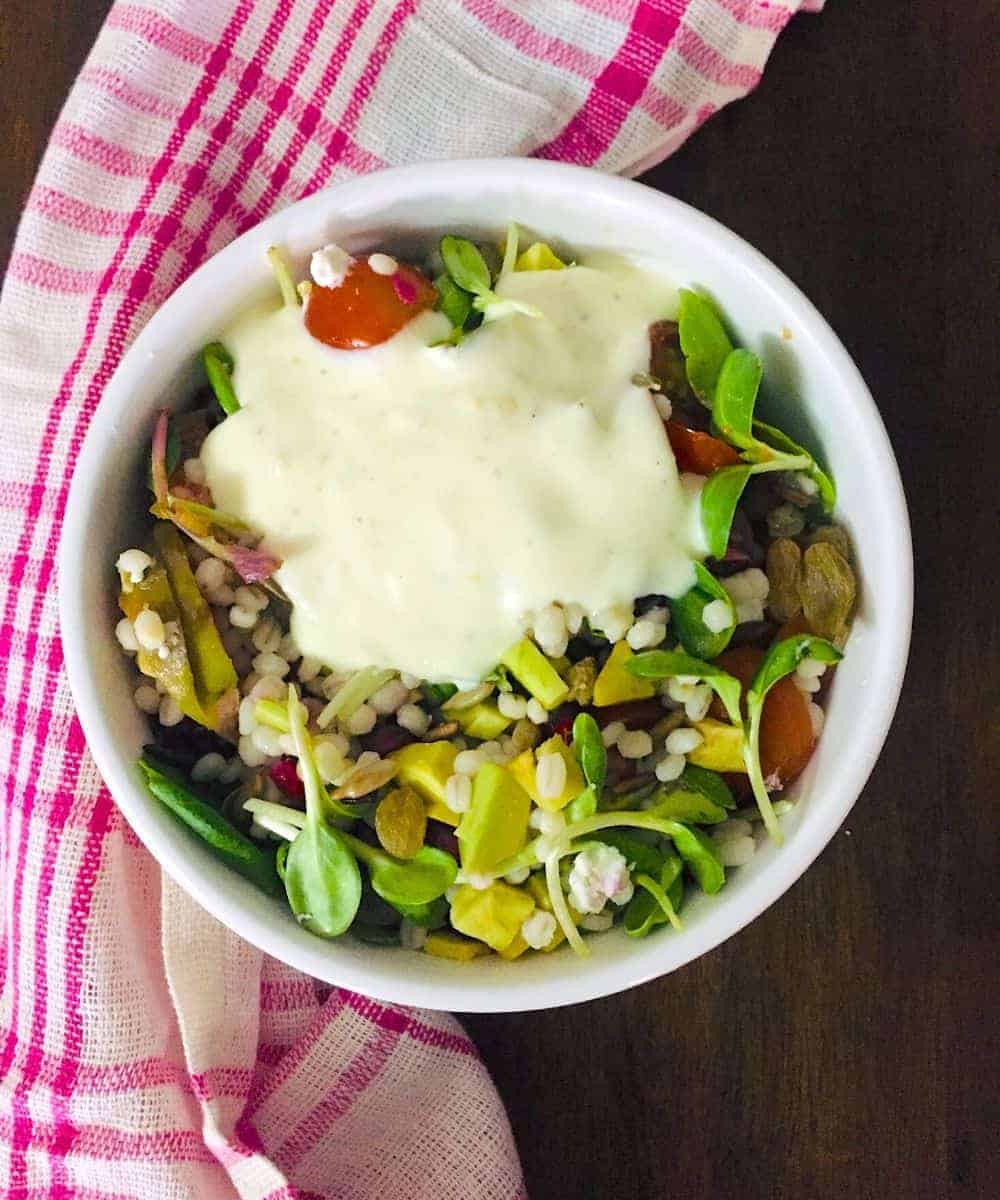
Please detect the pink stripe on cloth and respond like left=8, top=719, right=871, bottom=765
left=0, top=1, right=822, bottom=1196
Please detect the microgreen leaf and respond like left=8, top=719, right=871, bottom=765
left=440, top=236, right=492, bottom=296
left=545, top=851, right=587, bottom=957
left=572, top=712, right=606, bottom=791
left=139, top=758, right=281, bottom=895
left=202, top=342, right=239, bottom=415
left=266, top=245, right=299, bottom=308
left=700, top=464, right=752, bottom=559
left=344, top=834, right=457, bottom=908
left=628, top=863, right=684, bottom=934
left=627, top=649, right=744, bottom=728
left=500, top=221, right=519, bottom=278
left=753, top=420, right=837, bottom=510
left=711, top=348, right=762, bottom=449
left=743, top=634, right=843, bottom=843
left=645, top=787, right=728, bottom=825
left=665, top=822, right=725, bottom=894
left=677, top=289, right=733, bottom=406
left=669, top=561, right=736, bottom=659
left=282, top=685, right=362, bottom=936
left=433, top=273, right=472, bottom=333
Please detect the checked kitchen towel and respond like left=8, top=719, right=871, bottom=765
left=0, top=1, right=821, bottom=1196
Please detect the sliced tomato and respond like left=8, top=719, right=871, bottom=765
left=711, top=646, right=816, bottom=786
left=304, top=258, right=437, bottom=350
left=664, top=420, right=742, bottom=474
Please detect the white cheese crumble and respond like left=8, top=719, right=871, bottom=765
left=567, top=843, right=634, bottom=914
left=310, top=243, right=354, bottom=289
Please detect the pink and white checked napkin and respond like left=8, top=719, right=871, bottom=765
left=0, top=2, right=821, bottom=1196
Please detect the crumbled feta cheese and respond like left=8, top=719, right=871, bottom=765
left=116, top=548, right=153, bottom=585
left=368, top=252, right=398, bottom=276
left=520, top=909, right=557, bottom=950
left=701, top=598, right=732, bottom=634
left=567, top=843, right=634, bottom=914
left=310, top=243, right=354, bottom=289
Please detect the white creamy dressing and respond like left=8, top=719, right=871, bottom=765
left=201, top=258, right=705, bottom=681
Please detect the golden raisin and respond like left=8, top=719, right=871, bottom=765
left=375, top=786, right=427, bottom=860
left=566, top=657, right=597, bottom=705
left=766, top=538, right=803, bottom=624
left=799, top=542, right=856, bottom=642
left=802, top=523, right=853, bottom=563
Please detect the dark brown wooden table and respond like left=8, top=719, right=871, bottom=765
left=3, top=3, right=997, bottom=1197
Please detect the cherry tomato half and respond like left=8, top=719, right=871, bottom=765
left=712, top=646, right=816, bottom=787
left=664, top=420, right=741, bottom=475
left=304, top=258, right=437, bottom=350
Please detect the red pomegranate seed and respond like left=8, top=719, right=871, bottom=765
left=269, top=756, right=305, bottom=801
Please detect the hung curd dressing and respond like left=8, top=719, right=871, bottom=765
left=200, top=258, right=705, bottom=681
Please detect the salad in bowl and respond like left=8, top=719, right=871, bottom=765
left=112, top=223, right=858, bottom=965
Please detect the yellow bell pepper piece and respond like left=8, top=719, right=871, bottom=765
left=592, top=640, right=656, bottom=707
left=687, top=719, right=747, bottom=773
left=454, top=701, right=511, bottom=740
left=456, top=763, right=531, bottom=874
left=515, top=242, right=566, bottom=271
left=505, top=737, right=584, bottom=813
left=423, top=931, right=492, bottom=961
left=500, top=638, right=568, bottom=710
left=153, top=523, right=237, bottom=702
left=450, top=882, right=535, bottom=952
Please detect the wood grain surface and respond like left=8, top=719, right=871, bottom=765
left=2, top=3, right=997, bottom=1198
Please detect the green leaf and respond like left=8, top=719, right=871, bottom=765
left=700, top=464, right=752, bottom=559
left=624, top=854, right=684, bottom=937
left=390, top=894, right=449, bottom=929
left=674, top=763, right=735, bottom=810
left=666, top=822, right=726, bottom=894
left=748, top=634, right=842, bottom=706
left=139, top=758, right=281, bottom=896
left=677, top=289, right=733, bottom=405
left=646, top=787, right=728, bottom=825
left=434, top=272, right=473, bottom=332
left=202, top=342, right=239, bottom=415
left=712, top=348, right=762, bottom=449
left=626, top=649, right=743, bottom=728
left=345, top=836, right=458, bottom=908
left=565, top=787, right=598, bottom=823
left=669, top=562, right=736, bottom=659
left=421, top=681, right=458, bottom=707
left=743, top=634, right=842, bottom=843
left=283, top=817, right=362, bottom=937
left=572, top=712, right=606, bottom=791
left=753, top=420, right=837, bottom=511
left=440, top=236, right=493, bottom=296
left=350, top=922, right=401, bottom=946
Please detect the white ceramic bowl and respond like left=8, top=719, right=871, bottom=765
left=59, top=160, right=912, bottom=1013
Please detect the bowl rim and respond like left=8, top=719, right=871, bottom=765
left=58, top=159, right=913, bottom=1012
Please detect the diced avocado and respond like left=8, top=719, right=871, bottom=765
left=454, top=701, right=512, bottom=740
left=687, top=719, right=747, bottom=773
left=425, top=799, right=459, bottom=828
left=423, top=930, right=492, bottom=961
left=456, top=763, right=531, bottom=874
left=592, top=640, right=656, bottom=707
left=500, top=638, right=569, bottom=710
left=496, top=932, right=530, bottom=960
left=505, top=737, right=584, bottom=813
left=449, top=882, right=535, bottom=952
left=515, top=242, right=566, bottom=271
left=392, top=742, right=458, bottom=809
